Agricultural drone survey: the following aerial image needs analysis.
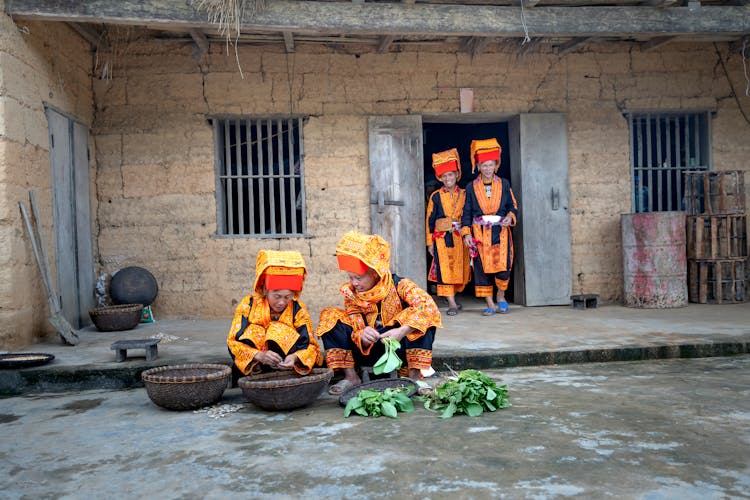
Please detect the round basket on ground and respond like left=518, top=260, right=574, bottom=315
left=142, top=364, right=232, bottom=411
left=338, top=378, right=418, bottom=407
left=89, top=304, right=144, bottom=332
left=238, top=368, right=334, bottom=411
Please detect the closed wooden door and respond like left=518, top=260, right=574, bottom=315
left=509, top=113, right=572, bottom=306
left=46, top=106, right=95, bottom=327
left=368, top=116, right=427, bottom=289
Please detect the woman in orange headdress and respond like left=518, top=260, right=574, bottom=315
left=426, top=148, right=471, bottom=316
left=461, top=138, right=519, bottom=316
left=316, top=231, right=442, bottom=395
left=227, top=250, right=320, bottom=384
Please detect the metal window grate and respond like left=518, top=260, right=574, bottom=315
left=628, top=111, right=711, bottom=213
left=212, top=117, right=306, bottom=236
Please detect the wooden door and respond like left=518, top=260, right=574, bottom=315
left=46, top=106, right=95, bottom=327
left=509, top=113, right=572, bottom=306
left=368, top=116, right=427, bottom=289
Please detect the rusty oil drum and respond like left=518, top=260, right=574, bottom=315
left=621, top=212, right=688, bottom=308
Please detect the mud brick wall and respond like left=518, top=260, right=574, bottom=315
left=91, top=40, right=749, bottom=320
left=0, top=3, right=93, bottom=347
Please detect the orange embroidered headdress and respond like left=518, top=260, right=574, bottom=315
left=432, top=148, right=462, bottom=181
left=335, top=231, right=391, bottom=280
left=470, top=138, right=502, bottom=173
left=253, top=250, right=306, bottom=294
left=335, top=230, right=394, bottom=303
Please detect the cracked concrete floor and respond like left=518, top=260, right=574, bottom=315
left=1, top=356, right=749, bottom=499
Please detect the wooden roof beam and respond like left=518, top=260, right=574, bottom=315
left=463, top=36, right=491, bottom=56
left=283, top=31, right=295, bottom=52
left=377, top=35, right=395, bottom=53
left=642, top=0, right=680, bottom=8
left=189, top=28, right=209, bottom=54
left=641, top=35, right=677, bottom=51
left=67, top=22, right=108, bottom=51
left=557, top=37, right=593, bottom=55
left=6, top=1, right=750, bottom=38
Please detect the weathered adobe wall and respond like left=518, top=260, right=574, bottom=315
left=92, top=39, right=750, bottom=323
left=0, top=6, right=93, bottom=348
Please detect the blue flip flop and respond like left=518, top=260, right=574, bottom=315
left=482, top=307, right=496, bottom=316
left=497, top=301, right=510, bottom=314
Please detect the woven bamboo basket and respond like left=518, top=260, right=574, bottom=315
left=89, top=304, right=144, bottom=331
left=142, top=363, right=231, bottom=411
left=238, top=368, right=333, bottom=411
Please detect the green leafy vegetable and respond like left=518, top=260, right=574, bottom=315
left=343, top=387, right=414, bottom=418
left=373, top=337, right=402, bottom=375
left=423, top=369, right=510, bottom=418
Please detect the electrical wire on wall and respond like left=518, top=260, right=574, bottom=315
left=519, top=0, right=532, bottom=45
left=714, top=42, right=750, bottom=127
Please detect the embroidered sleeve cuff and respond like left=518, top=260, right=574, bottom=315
left=294, top=345, right=319, bottom=374
left=351, top=328, right=374, bottom=356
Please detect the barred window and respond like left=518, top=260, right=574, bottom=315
left=628, top=111, right=711, bottom=213
left=212, top=117, right=306, bottom=236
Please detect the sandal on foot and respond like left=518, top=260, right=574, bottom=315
left=328, top=379, right=355, bottom=395
left=446, top=307, right=459, bottom=316
left=497, top=301, right=510, bottom=314
left=482, top=307, right=496, bottom=316
left=456, top=303, right=463, bottom=311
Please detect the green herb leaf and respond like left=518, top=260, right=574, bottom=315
left=344, top=397, right=361, bottom=417
left=381, top=401, right=398, bottom=418
left=465, top=403, right=484, bottom=417
left=486, top=387, right=497, bottom=400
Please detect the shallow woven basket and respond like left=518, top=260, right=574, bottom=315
left=89, top=304, right=143, bottom=332
left=238, top=367, right=333, bottom=411
left=141, top=363, right=231, bottom=411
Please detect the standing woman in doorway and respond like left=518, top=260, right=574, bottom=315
left=426, top=148, right=471, bottom=316
left=461, top=138, right=518, bottom=316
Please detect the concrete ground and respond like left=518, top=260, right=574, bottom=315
left=1, top=357, right=749, bottom=499
left=1, top=301, right=749, bottom=394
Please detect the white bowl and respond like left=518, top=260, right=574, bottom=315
left=481, top=215, right=501, bottom=224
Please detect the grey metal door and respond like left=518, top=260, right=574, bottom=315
left=509, top=113, right=572, bottom=306
left=46, top=106, right=95, bottom=327
left=368, top=116, right=426, bottom=289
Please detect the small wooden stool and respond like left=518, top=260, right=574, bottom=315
left=570, top=294, right=599, bottom=310
left=110, top=338, right=160, bottom=362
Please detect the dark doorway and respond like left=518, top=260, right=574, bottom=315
left=422, top=121, right=514, bottom=303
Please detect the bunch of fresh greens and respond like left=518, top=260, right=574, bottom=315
left=344, top=387, right=414, bottom=418
left=373, top=337, right=402, bottom=375
left=423, top=369, right=510, bottom=418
